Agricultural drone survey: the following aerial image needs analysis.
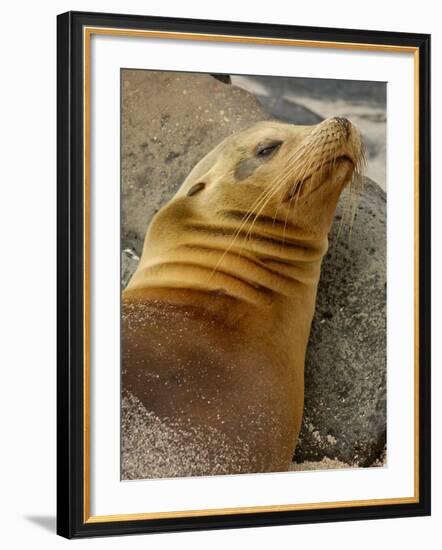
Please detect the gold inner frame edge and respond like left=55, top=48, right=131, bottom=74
left=82, top=26, right=421, bottom=524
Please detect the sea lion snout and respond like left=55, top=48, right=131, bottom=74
left=281, top=116, right=364, bottom=202
left=332, top=116, right=351, bottom=137
left=312, top=116, right=356, bottom=146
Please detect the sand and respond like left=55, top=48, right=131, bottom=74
left=122, top=392, right=385, bottom=481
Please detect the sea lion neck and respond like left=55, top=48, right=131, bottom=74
left=125, top=235, right=326, bottom=308
left=127, top=199, right=329, bottom=306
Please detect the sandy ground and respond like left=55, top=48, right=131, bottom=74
left=122, top=392, right=385, bottom=480
left=290, top=447, right=386, bottom=472
left=290, top=458, right=353, bottom=471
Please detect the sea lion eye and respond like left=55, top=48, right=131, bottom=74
left=256, top=140, right=283, bottom=158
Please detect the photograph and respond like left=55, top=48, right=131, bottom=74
left=120, top=69, right=387, bottom=479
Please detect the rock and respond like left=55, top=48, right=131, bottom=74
left=121, top=248, right=139, bottom=289
left=122, top=70, right=270, bottom=254
left=294, top=178, right=386, bottom=467
left=232, top=75, right=387, bottom=105
left=121, top=70, right=386, bottom=468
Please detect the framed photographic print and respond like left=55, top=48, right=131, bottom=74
left=57, top=11, right=431, bottom=538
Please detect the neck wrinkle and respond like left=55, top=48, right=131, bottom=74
left=127, top=240, right=325, bottom=306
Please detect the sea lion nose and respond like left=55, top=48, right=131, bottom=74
left=333, top=117, right=351, bottom=137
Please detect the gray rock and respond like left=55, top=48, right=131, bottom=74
left=294, top=178, right=386, bottom=466
left=234, top=75, right=387, bottom=106
left=121, top=70, right=386, bottom=468
left=255, top=94, right=323, bottom=125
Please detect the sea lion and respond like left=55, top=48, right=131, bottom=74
left=122, top=117, right=364, bottom=478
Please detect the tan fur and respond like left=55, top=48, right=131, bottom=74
left=122, top=118, right=364, bottom=477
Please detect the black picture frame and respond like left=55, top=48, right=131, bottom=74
left=57, top=10, right=431, bottom=539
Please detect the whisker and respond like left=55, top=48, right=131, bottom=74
left=210, top=122, right=365, bottom=274
left=209, top=177, right=289, bottom=277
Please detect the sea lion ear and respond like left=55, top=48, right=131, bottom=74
left=187, top=182, right=206, bottom=197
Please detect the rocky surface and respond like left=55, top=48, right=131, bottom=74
left=294, top=178, right=386, bottom=467
left=122, top=69, right=270, bottom=255
left=255, top=94, right=323, bottom=125
left=121, top=69, right=386, bottom=469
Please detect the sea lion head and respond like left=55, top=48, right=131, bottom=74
left=177, top=117, right=363, bottom=235
left=127, top=118, right=364, bottom=303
